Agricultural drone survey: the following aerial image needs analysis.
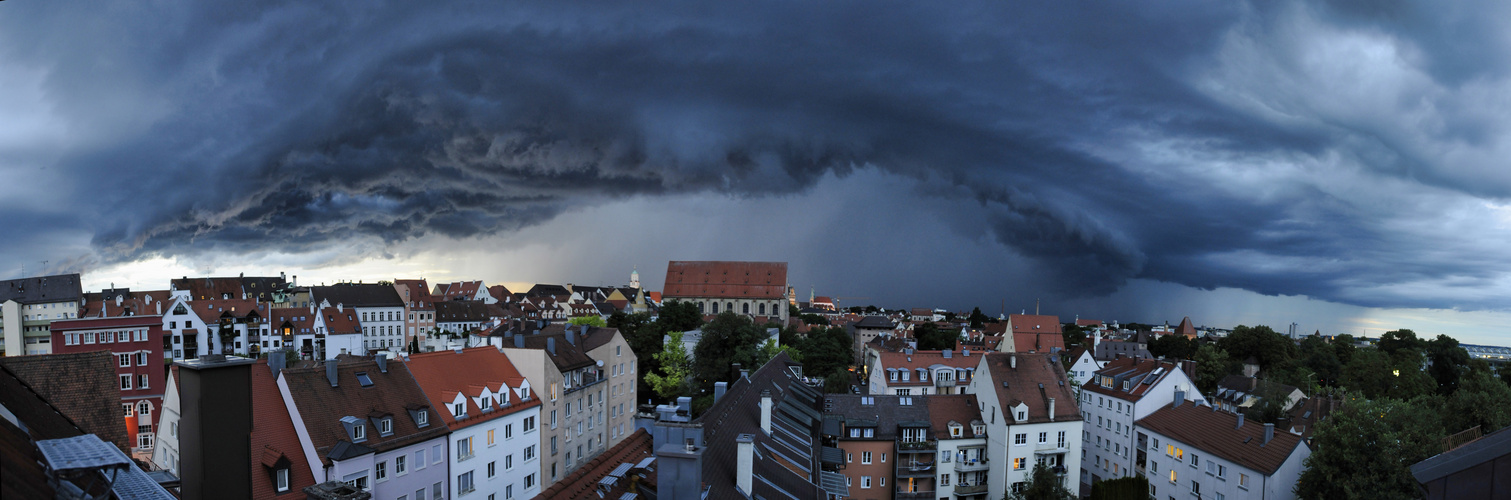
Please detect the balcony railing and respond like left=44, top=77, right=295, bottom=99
left=896, top=439, right=937, bottom=451
left=895, top=488, right=936, bottom=500
left=952, top=483, right=989, bottom=495
left=896, top=461, right=936, bottom=477
left=954, top=458, right=989, bottom=472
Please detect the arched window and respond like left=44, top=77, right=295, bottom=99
left=759, top=303, right=766, bottom=315
left=711, top=302, right=719, bottom=313
left=726, top=302, right=734, bottom=313
left=743, top=303, right=750, bottom=314
left=137, top=400, right=152, bottom=416
left=698, top=302, right=705, bottom=313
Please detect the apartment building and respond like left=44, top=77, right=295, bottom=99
left=48, top=315, right=166, bottom=459
left=0, top=273, right=83, bottom=356
left=407, top=347, right=544, bottom=499
left=310, top=284, right=405, bottom=353
left=968, top=352, right=1083, bottom=499
left=1136, top=399, right=1310, bottom=500
left=1079, top=357, right=1201, bottom=490
left=867, top=348, right=981, bottom=395
left=929, top=394, right=990, bottom=500
left=394, top=279, right=436, bottom=349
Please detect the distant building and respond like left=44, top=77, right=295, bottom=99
left=0, top=273, right=83, bottom=356
left=1136, top=401, right=1310, bottom=500
left=310, top=284, right=405, bottom=353
left=867, top=348, right=982, bottom=396
left=999, top=314, right=1064, bottom=354
left=1094, top=340, right=1150, bottom=362
left=661, top=261, right=791, bottom=323
left=1065, top=347, right=1103, bottom=388
left=393, top=279, right=437, bottom=348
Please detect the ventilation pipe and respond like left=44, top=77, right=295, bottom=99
left=736, top=434, right=755, bottom=494
left=760, top=390, right=773, bottom=435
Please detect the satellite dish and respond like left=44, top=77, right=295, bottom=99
left=597, top=360, right=605, bottom=367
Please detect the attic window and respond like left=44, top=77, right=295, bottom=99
left=356, top=372, right=374, bottom=387
left=378, top=417, right=393, bottom=436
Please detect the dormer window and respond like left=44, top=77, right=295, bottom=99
left=340, top=416, right=368, bottom=443
left=353, top=425, right=365, bottom=441
left=378, top=417, right=393, bottom=436
left=453, top=403, right=466, bottom=418
left=275, top=467, right=290, bottom=492
left=973, top=424, right=986, bottom=435
left=481, top=397, right=493, bottom=411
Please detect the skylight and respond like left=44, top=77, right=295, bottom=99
left=355, top=372, right=373, bottom=387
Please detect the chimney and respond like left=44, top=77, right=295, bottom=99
left=376, top=355, right=388, bottom=373
left=714, top=382, right=728, bottom=403
left=1263, top=423, right=1274, bottom=445
left=292, top=275, right=297, bottom=287
left=943, top=349, right=952, bottom=358
left=1236, top=412, right=1245, bottom=429
left=327, top=361, right=339, bottom=387
left=269, top=351, right=286, bottom=377
left=547, top=337, right=556, bottom=356
left=1174, top=389, right=1185, bottom=407
left=1048, top=397, right=1056, bottom=422
left=760, top=390, right=773, bottom=435
left=740, top=369, right=749, bottom=380
left=514, top=335, right=525, bottom=348
left=1010, top=356, right=1017, bottom=369
left=736, top=434, right=755, bottom=494
left=175, top=355, right=254, bottom=500
left=566, top=330, right=576, bottom=346
left=732, top=363, right=743, bottom=380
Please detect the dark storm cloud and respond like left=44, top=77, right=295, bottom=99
left=3, top=0, right=1510, bottom=309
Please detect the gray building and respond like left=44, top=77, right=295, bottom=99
left=0, top=274, right=83, bottom=356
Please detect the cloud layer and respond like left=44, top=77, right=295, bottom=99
left=3, top=0, right=1510, bottom=310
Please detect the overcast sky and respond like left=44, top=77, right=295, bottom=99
left=3, top=1, right=1509, bottom=344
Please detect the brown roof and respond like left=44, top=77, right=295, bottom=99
left=514, top=332, right=596, bottom=372
left=393, top=279, right=432, bottom=306
left=533, top=428, right=654, bottom=500
left=875, top=350, right=982, bottom=387
left=321, top=307, right=362, bottom=335
left=1175, top=316, right=1197, bottom=337
left=172, top=277, right=247, bottom=301
left=1136, top=402, right=1307, bottom=475
left=926, top=394, right=985, bottom=440
left=280, top=359, right=447, bottom=465
left=662, top=261, right=787, bottom=300
left=1075, top=319, right=1104, bottom=327
left=1009, top=314, right=1062, bottom=335
left=486, top=285, right=512, bottom=303
left=250, top=360, right=317, bottom=499
left=190, top=299, right=271, bottom=325
left=1082, top=358, right=1184, bottom=403
left=0, top=360, right=92, bottom=500
left=981, top=352, right=1081, bottom=424
left=404, top=348, right=539, bottom=430
left=271, top=307, right=318, bottom=336
left=437, top=281, right=483, bottom=301
left=0, top=352, right=130, bottom=453
left=1012, top=332, right=1066, bottom=353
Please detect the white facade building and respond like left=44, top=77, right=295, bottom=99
left=1079, top=358, right=1201, bottom=489
left=1136, top=401, right=1311, bottom=500
left=967, top=352, right=1083, bottom=499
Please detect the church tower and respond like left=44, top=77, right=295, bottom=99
left=630, top=267, right=641, bottom=289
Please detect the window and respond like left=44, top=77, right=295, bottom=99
left=416, top=450, right=426, bottom=469
left=123, top=404, right=134, bottom=417
left=1192, top=481, right=1200, bottom=495
left=417, top=411, right=428, bottom=426
left=396, top=455, right=407, bottom=475
left=353, top=423, right=366, bottom=441
left=458, top=437, right=473, bottom=460
left=1169, top=470, right=1176, bottom=483
left=344, top=472, right=369, bottom=491
left=941, top=473, right=950, bottom=486
left=1239, top=473, right=1250, bottom=488
left=1058, top=431, right=1066, bottom=448
left=524, top=416, right=536, bottom=432
left=1015, top=433, right=1027, bottom=445
left=551, top=410, right=557, bottom=428
left=1167, top=444, right=1174, bottom=456
left=137, top=352, right=148, bottom=365
left=433, top=482, right=443, bottom=500
left=487, top=461, right=496, bottom=478
left=458, top=471, right=474, bottom=494
left=1190, top=453, right=1198, bottom=467
left=276, top=468, right=290, bottom=492
left=524, top=473, right=535, bottom=489
left=1039, top=432, right=1048, bottom=444
left=119, top=354, right=131, bottom=367
left=120, top=374, right=132, bottom=390
left=380, top=418, right=392, bottom=435
left=524, top=445, right=536, bottom=461
left=1218, top=464, right=1227, bottom=478
left=861, top=476, right=872, bottom=489
left=1013, top=458, right=1026, bottom=470
left=434, top=445, right=444, bottom=464
left=376, top=461, right=387, bottom=481
left=506, top=454, right=514, bottom=470
left=488, top=429, right=495, bottom=445
left=862, top=451, right=872, bottom=464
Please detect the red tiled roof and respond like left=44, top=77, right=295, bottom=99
left=271, top=308, right=318, bottom=336
left=1009, top=314, right=1061, bottom=335
left=321, top=307, right=361, bottom=335
left=983, top=323, right=1009, bottom=335
left=926, top=394, right=984, bottom=440
left=1075, top=319, right=1104, bottom=327
left=1136, top=402, right=1306, bottom=475
left=1175, top=316, right=1197, bottom=337
left=875, top=350, right=982, bottom=386
left=404, top=348, right=540, bottom=430
left=662, top=261, right=787, bottom=300
left=172, top=277, right=246, bottom=301
left=487, top=285, right=512, bottom=303
left=533, top=428, right=654, bottom=500
left=250, top=360, right=316, bottom=499
left=981, top=352, right=1081, bottom=424
left=438, top=281, right=483, bottom=301
left=279, top=360, right=447, bottom=465
left=1012, top=332, right=1065, bottom=353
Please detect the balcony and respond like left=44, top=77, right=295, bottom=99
left=952, top=483, right=989, bottom=496
left=896, top=461, right=936, bottom=478
left=935, top=377, right=955, bottom=388
left=895, top=439, right=937, bottom=452
left=954, top=458, right=989, bottom=472
left=895, top=488, right=936, bottom=500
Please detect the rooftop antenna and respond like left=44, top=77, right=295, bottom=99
left=40, top=260, right=49, bottom=273
left=1035, top=298, right=1039, bottom=315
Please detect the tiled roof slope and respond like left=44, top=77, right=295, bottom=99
left=927, top=394, right=985, bottom=440
left=663, top=261, right=787, bottom=300
left=1013, top=332, right=1065, bottom=353
left=514, top=333, right=596, bottom=372
left=0, top=360, right=86, bottom=441
left=310, top=284, right=403, bottom=308
left=1082, top=358, right=1182, bottom=403
left=0, top=351, right=129, bottom=452
left=1009, top=314, right=1061, bottom=335
left=1075, top=319, right=1104, bottom=327
left=696, top=352, right=827, bottom=500
left=0, top=360, right=89, bottom=500
left=433, top=300, right=499, bottom=323
left=250, top=360, right=316, bottom=500
left=874, top=350, right=981, bottom=387
left=854, top=316, right=896, bottom=329
left=405, top=348, right=539, bottom=430
left=982, top=353, right=1081, bottom=424
left=533, top=428, right=654, bottom=500
left=280, top=359, right=446, bottom=465
left=0, top=274, right=82, bottom=304
left=1136, top=402, right=1305, bottom=475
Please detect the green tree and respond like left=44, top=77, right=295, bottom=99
left=568, top=315, right=607, bottom=327
left=1424, top=334, right=1470, bottom=395
left=1388, top=357, right=1436, bottom=400
left=1192, top=344, right=1236, bottom=395
left=799, top=313, right=830, bottom=326
left=1149, top=335, right=1196, bottom=360
left=644, top=331, right=692, bottom=400
left=1342, top=348, right=1394, bottom=399
left=1378, top=329, right=1424, bottom=357
left=1332, top=334, right=1358, bottom=366
left=1442, top=362, right=1511, bottom=434
left=1006, top=462, right=1074, bottom=500
left=754, top=337, right=801, bottom=368
left=914, top=322, right=957, bottom=351
left=611, top=311, right=664, bottom=402
left=801, top=326, right=855, bottom=383
left=692, top=312, right=768, bottom=393
left=1061, top=324, right=1086, bottom=351
left=1088, top=475, right=1149, bottom=500
left=659, top=300, right=705, bottom=333
left=969, top=307, right=989, bottom=329
left=1218, top=325, right=1295, bottom=372
left=1296, top=395, right=1446, bottom=500
left=1299, top=335, right=1343, bottom=387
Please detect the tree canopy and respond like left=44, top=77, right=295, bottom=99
left=1005, top=462, right=1075, bottom=500
left=1296, top=395, right=1446, bottom=500
left=914, top=322, right=957, bottom=351
left=567, top=315, right=606, bottom=327
left=691, top=312, right=769, bottom=394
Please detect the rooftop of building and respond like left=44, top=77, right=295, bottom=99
left=309, top=283, right=404, bottom=308
left=981, top=352, right=1082, bottom=424
left=0, top=273, right=82, bottom=304
left=1082, top=357, right=1184, bottom=403
left=250, top=359, right=317, bottom=500
left=1136, top=401, right=1307, bottom=476
left=279, top=359, right=447, bottom=465
left=404, top=347, right=539, bottom=430
left=823, top=394, right=932, bottom=439
left=0, top=351, right=130, bottom=453
left=695, top=352, right=831, bottom=499
left=533, top=428, right=655, bottom=500
left=663, top=261, right=787, bottom=300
